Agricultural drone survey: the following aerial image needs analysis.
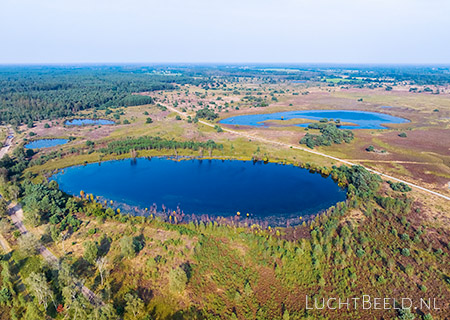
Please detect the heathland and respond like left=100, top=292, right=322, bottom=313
left=0, top=65, right=449, bottom=319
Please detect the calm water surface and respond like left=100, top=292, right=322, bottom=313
left=65, top=119, right=115, bottom=126
left=25, top=139, right=68, bottom=149
left=220, top=110, right=408, bottom=129
left=52, top=158, right=346, bottom=221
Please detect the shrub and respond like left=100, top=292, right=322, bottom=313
left=356, top=248, right=365, bottom=257
left=120, top=236, right=135, bottom=258
left=401, top=248, right=411, bottom=257
left=0, top=287, right=11, bottom=305
left=168, top=266, right=188, bottom=293
left=388, top=181, right=412, bottom=192
left=83, top=241, right=99, bottom=264
left=196, top=108, right=219, bottom=120
left=18, top=233, right=39, bottom=255
left=397, top=308, right=415, bottom=320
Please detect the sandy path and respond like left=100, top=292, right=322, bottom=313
left=8, top=202, right=103, bottom=306
left=0, top=128, right=14, bottom=159
left=0, top=233, right=11, bottom=252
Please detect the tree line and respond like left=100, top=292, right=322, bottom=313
left=99, top=136, right=223, bottom=155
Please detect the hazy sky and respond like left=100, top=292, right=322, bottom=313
left=1, top=0, right=449, bottom=64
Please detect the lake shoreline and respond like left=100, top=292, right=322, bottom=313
left=51, top=157, right=347, bottom=227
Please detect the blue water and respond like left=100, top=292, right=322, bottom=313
left=25, top=139, right=69, bottom=149
left=65, top=119, right=115, bottom=126
left=52, top=158, right=346, bottom=222
left=220, top=110, right=409, bottom=130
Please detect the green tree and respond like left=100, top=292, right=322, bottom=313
left=398, top=308, right=415, bottom=320
left=0, top=287, right=11, bottom=305
left=124, top=293, right=144, bottom=320
left=23, top=302, right=45, bottom=320
left=83, top=241, right=99, bottom=264
left=120, top=236, right=135, bottom=258
left=25, top=272, right=54, bottom=310
left=168, top=266, right=188, bottom=293
left=18, top=233, right=39, bottom=255
left=0, top=199, right=8, bottom=217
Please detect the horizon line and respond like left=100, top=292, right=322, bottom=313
left=1, top=62, right=450, bottom=67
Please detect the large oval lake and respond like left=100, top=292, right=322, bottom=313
left=52, top=158, right=346, bottom=224
left=220, top=110, right=409, bottom=129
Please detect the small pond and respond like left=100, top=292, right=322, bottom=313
left=52, top=158, right=346, bottom=225
left=220, top=110, right=409, bottom=130
left=65, top=119, right=115, bottom=126
left=25, top=139, right=69, bottom=149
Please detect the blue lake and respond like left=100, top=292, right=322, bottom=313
left=52, top=158, right=346, bottom=223
left=25, top=139, right=69, bottom=149
left=65, top=119, right=115, bottom=126
left=220, top=110, right=409, bottom=130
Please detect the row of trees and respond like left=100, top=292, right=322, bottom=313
left=100, top=136, right=224, bottom=155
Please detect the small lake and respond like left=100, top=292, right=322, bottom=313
left=65, top=119, right=115, bottom=126
left=220, top=110, right=409, bottom=130
left=25, top=139, right=69, bottom=149
left=52, top=158, right=346, bottom=224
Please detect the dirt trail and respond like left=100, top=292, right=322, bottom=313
left=0, top=233, right=11, bottom=252
left=345, top=160, right=435, bottom=165
left=0, top=127, right=103, bottom=305
left=0, top=127, right=14, bottom=159
left=165, top=105, right=450, bottom=202
left=8, top=202, right=103, bottom=306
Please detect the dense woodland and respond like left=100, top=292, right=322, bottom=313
left=0, top=66, right=210, bottom=126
